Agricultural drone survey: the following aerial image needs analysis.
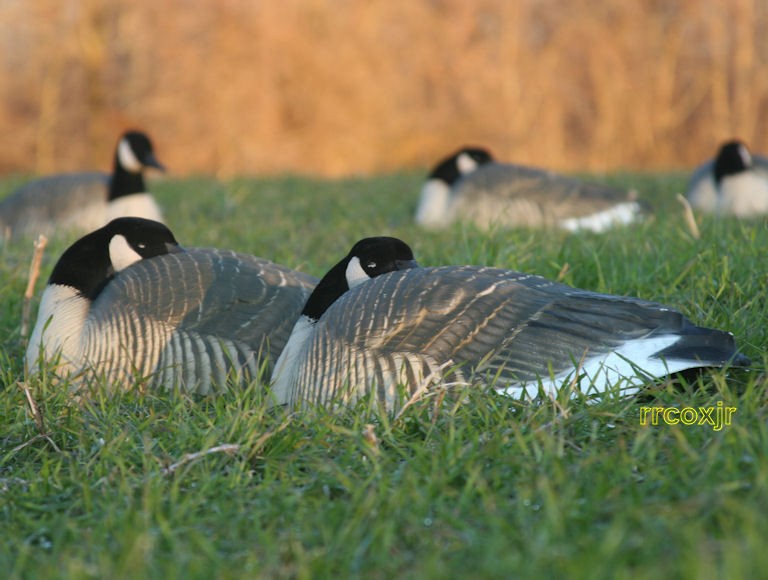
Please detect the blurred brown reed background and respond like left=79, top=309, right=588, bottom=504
left=0, top=0, right=766, bottom=177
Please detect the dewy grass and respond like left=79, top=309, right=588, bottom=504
left=1, top=172, right=767, bottom=578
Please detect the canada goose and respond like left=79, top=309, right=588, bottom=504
left=26, top=217, right=318, bottom=394
left=1, top=130, right=166, bottom=241
left=272, top=237, right=749, bottom=412
left=685, top=139, right=768, bottom=217
left=415, top=146, right=645, bottom=232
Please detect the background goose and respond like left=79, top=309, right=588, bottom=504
left=685, top=139, right=768, bottom=217
left=1, top=130, right=165, bottom=241
left=272, top=237, right=749, bottom=412
left=415, top=146, right=645, bottom=232
left=27, top=217, right=318, bottom=394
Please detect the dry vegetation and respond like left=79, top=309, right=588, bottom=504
left=0, top=0, right=766, bottom=177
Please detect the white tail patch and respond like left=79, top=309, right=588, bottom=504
left=500, top=335, right=691, bottom=398
left=559, top=201, right=642, bottom=233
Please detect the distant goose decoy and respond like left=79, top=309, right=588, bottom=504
left=1, top=130, right=166, bottom=241
left=415, top=146, right=645, bottom=232
left=26, top=218, right=318, bottom=394
left=685, top=139, right=768, bottom=217
left=272, top=237, right=749, bottom=412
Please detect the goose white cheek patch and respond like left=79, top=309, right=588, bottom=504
left=456, top=152, right=479, bottom=175
left=117, top=138, right=143, bottom=173
left=738, top=144, right=752, bottom=168
left=109, top=234, right=144, bottom=272
left=345, top=256, right=371, bottom=288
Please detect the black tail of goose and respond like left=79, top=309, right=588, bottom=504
left=0, top=130, right=165, bottom=241
left=271, top=237, right=749, bottom=412
left=416, top=146, right=645, bottom=232
left=26, top=218, right=317, bottom=394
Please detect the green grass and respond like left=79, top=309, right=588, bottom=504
left=1, top=170, right=767, bottom=578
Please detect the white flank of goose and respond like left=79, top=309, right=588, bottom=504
left=1, top=130, right=166, bottom=241
left=415, top=146, right=646, bottom=232
left=272, top=237, right=749, bottom=412
left=685, top=139, right=768, bottom=217
left=26, top=217, right=318, bottom=394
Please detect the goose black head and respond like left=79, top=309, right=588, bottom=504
left=110, top=130, right=166, bottom=199
left=714, top=140, right=752, bottom=185
left=116, top=130, right=166, bottom=174
left=48, top=217, right=182, bottom=300
left=429, top=146, right=494, bottom=185
left=302, top=236, right=418, bottom=321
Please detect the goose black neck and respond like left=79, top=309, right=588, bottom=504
left=430, top=155, right=465, bottom=184
left=109, top=158, right=146, bottom=200
left=48, top=230, right=114, bottom=300
left=429, top=147, right=492, bottom=184
left=301, top=258, right=350, bottom=321
left=714, top=142, right=749, bottom=185
left=302, top=236, right=417, bottom=321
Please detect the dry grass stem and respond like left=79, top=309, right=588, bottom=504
left=18, top=380, right=45, bottom=434
left=162, top=443, right=241, bottom=476
left=430, top=388, right=448, bottom=427
left=15, top=381, right=62, bottom=453
left=250, top=418, right=293, bottom=454
left=676, top=193, right=701, bottom=240
left=362, top=424, right=380, bottom=454
left=9, top=434, right=47, bottom=454
left=21, top=234, right=48, bottom=343
left=394, top=362, right=458, bottom=421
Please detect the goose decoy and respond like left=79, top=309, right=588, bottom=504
left=685, top=139, right=768, bottom=217
left=26, top=218, right=318, bottom=394
left=415, top=146, right=645, bottom=232
left=1, top=130, right=166, bottom=241
left=271, top=237, right=749, bottom=412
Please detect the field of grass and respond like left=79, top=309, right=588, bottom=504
left=1, top=171, right=767, bottom=578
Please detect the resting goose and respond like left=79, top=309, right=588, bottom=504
left=685, top=139, right=768, bottom=217
left=415, top=146, right=645, bottom=232
left=1, top=130, right=165, bottom=241
left=271, top=237, right=749, bottom=412
left=26, top=217, right=318, bottom=394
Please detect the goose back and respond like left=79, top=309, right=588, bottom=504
left=451, top=163, right=642, bottom=231
left=1, top=173, right=110, bottom=238
left=275, top=265, right=745, bottom=411
left=0, top=130, right=164, bottom=241
left=38, top=248, right=317, bottom=394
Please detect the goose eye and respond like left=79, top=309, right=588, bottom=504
left=137, top=243, right=147, bottom=249
left=366, top=261, right=377, bottom=270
